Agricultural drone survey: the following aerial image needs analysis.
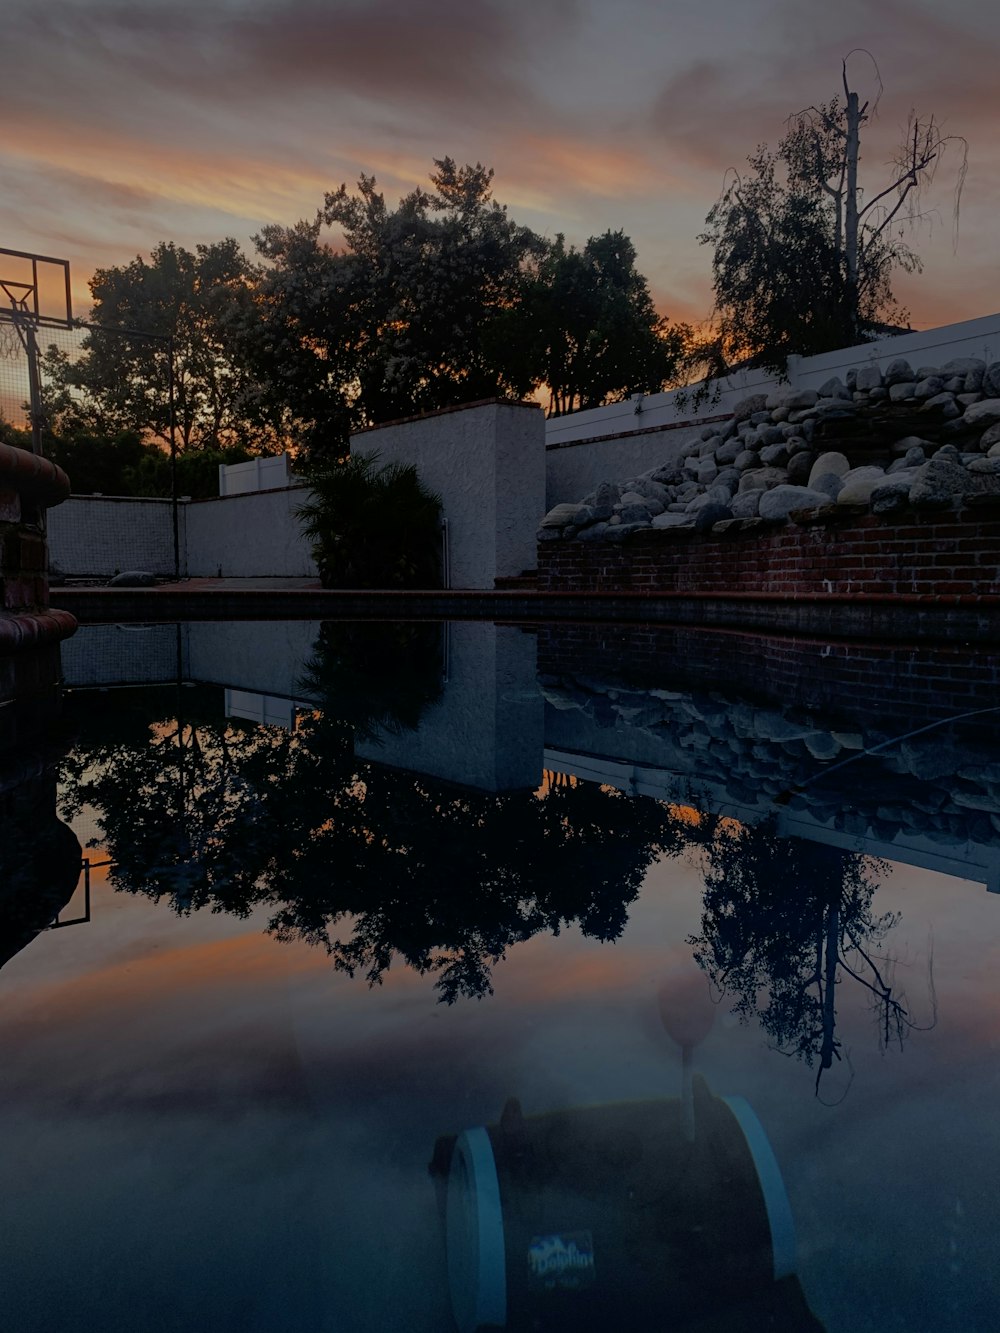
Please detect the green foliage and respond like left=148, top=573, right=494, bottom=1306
left=505, top=230, right=688, bottom=416
left=44, top=239, right=288, bottom=453
left=0, top=416, right=251, bottom=499
left=297, top=450, right=443, bottom=588
left=252, top=158, right=547, bottom=461
left=697, top=70, right=962, bottom=374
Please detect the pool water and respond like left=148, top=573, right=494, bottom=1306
left=1, top=620, right=998, bottom=1332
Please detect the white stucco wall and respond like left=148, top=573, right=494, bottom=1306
left=48, top=496, right=182, bottom=578
left=351, top=400, right=545, bottom=588
left=355, top=622, right=543, bottom=791
left=182, top=487, right=318, bottom=578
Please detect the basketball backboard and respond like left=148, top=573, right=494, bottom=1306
left=0, top=247, right=73, bottom=329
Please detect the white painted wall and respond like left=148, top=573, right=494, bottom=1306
left=351, top=400, right=544, bottom=587
left=185, top=486, right=318, bottom=578
left=48, top=496, right=181, bottom=578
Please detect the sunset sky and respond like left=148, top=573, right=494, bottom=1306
left=2, top=0, right=997, bottom=332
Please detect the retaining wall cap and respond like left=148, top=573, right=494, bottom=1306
left=0, top=443, right=71, bottom=507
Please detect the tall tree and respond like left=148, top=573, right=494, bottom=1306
left=507, top=230, right=687, bottom=416
left=699, top=56, right=967, bottom=374
left=252, top=159, right=547, bottom=458
left=44, top=239, right=285, bottom=452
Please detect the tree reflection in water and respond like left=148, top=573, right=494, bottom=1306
left=60, top=624, right=685, bottom=1001
left=688, top=817, right=934, bottom=1095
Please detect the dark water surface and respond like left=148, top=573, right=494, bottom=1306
left=1, top=620, right=998, bottom=1331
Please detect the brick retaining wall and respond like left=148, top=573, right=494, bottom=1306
left=537, top=504, right=1000, bottom=600
left=536, top=621, right=1000, bottom=738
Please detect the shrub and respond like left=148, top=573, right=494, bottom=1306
left=298, top=451, right=442, bottom=589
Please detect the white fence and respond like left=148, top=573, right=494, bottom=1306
left=218, top=453, right=292, bottom=496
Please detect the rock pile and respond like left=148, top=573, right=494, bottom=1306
left=539, top=356, right=1000, bottom=541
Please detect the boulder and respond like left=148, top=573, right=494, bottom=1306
left=913, top=376, right=944, bottom=399
left=738, top=466, right=787, bottom=494
left=817, top=375, right=850, bottom=399
left=695, top=460, right=719, bottom=486
left=962, top=399, right=1000, bottom=428
left=619, top=501, right=653, bottom=524
left=108, top=570, right=157, bottom=587
left=782, top=388, right=819, bottom=410
left=732, top=393, right=769, bottom=422
left=651, top=512, right=695, bottom=530
left=957, top=392, right=983, bottom=407
left=884, top=358, right=915, bottom=385
left=734, top=449, right=759, bottom=471
left=807, top=451, right=851, bottom=487
left=983, top=362, right=1000, bottom=396
left=759, top=443, right=789, bottom=467
left=540, top=503, right=588, bottom=529
left=919, top=392, right=960, bottom=418
left=891, top=435, right=934, bottom=456
left=730, top=490, right=761, bottom=518
left=870, top=474, right=917, bottom=515
left=715, top=439, right=743, bottom=465
left=578, top=521, right=611, bottom=541
left=758, top=485, right=829, bottom=520
left=888, top=446, right=925, bottom=473
left=811, top=401, right=859, bottom=422
left=786, top=451, right=815, bottom=485
left=855, top=364, right=883, bottom=392
left=810, top=472, right=844, bottom=501
left=941, top=357, right=986, bottom=378
left=888, top=381, right=917, bottom=402
left=836, top=466, right=886, bottom=505
left=693, top=502, right=733, bottom=531
left=915, top=366, right=941, bottom=381
left=908, top=456, right=976, bottom=508
left=979, top=423, right=1000, bottom=451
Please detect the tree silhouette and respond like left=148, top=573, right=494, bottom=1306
left=61, top=624, right=685, bottom=1000
left=688, top=818, right=932, bottom=1093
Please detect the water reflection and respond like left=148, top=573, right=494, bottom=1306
left=689, top=820, right=933, bottom=1095
left=3, top=618, right=999, bottom=1331
left=60, top=624, right=683, bottom=1001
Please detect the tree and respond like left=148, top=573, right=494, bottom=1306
left=699, top=55, right=967, bottom=374
left=506, top=231, right=687, bottom=416
left=252, top=159, right=547, bottom=459
left=44, top=239, right=286, bottom=453
left=251, top=160, right=686, bottom=458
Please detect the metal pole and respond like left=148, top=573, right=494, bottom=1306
left=24, top=319, right=44, bottom=458
left=168, top=335, right=180, bottom=579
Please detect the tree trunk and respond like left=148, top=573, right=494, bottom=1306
left=844, top=90, right=861, bottom=341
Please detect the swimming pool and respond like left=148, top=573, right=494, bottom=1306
left=1, top=619, right=997, bottom=1331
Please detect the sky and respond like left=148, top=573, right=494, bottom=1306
left=1, top=0, right=997, bottom=332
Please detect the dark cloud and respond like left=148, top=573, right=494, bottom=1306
left=0, top=0, right=579, bottom=127
left=649, top=0, right=1000, bottom=177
